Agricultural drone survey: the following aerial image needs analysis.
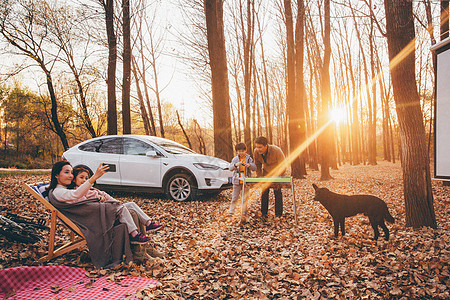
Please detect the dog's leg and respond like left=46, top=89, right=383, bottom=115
left=340, top=218, right=345, bottom=236
left=369, top=216, right=380, bottom=240
left=333, top=218, right=339, bottom=237
left=380, top=220, right=390, bottom=241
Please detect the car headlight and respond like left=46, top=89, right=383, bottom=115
left=193, top=163, right=221, bottom=170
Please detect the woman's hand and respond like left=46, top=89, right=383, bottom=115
left=89, top=163, right=109, bottom=184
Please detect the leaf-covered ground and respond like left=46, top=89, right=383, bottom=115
left=1, top=161, right=449, bottom=299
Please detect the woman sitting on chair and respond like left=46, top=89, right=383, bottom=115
left=47, top=161, right=162, bottom=268
left=69, top=165, right=163, bottom=234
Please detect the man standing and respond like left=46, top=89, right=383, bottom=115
left=253, top=136, right=286, bottom=218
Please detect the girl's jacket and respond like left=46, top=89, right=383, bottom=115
left=229, top=154, right=257, bottom=185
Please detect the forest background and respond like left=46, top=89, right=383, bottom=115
left=0, top=0, right=443, bottom=168
left=0, top=0, right=447, bottom=228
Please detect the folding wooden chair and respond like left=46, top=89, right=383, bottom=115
left=241, top=177, right=298, bottom=225
left=22, top=182, right=87, bottom=263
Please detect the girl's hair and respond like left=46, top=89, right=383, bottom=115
left=68, top=165, right=93, bottom=189
left=48, top=161, right=72, bottom=191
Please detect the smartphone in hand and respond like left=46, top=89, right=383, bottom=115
left=102, top=163, right=116, bottom=172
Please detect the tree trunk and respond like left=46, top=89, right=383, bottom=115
left=232, top=68, right=243, bottom=141
left=305, top=38, right=319, bottom=170
left=176, top=110, right=192, bottom=149
left=72, top=69, right=96, bottom=138
left=294, top=0, right=307, bottom=176
left=284, top=0, right=295, bottom=157
left=284, top=0, right=305, bottom=179
left=384, top=0, right=436, bottom=228
left=441, top=0, right=449, bottom=40
left=105, top=0, right=117, bottom=135
left=319, top=0, right=332, bottom=180
left=134, top=5, right=156, bottom=136
left=46, top=72, right=69, bottom=150
left=194, top=119, right=206, bottom=154
left=423, top=0, right=436, bottom=154
left=132, top=57, right=151, bottom=135
left=368, top=9, right=377, bottom=165
left=122, top=0, right=131, bottom=134
left=241, top=0, right=254, bottom=153
left=380, top=70, right=391, bottom=161
left=204, top=0, right=233, bottom=161
left=3, top=125, right=6, bottom=152
left=148, top=26, right=165, bottom=138
left=58, top=33, right=96, bottom=138
left=377, top=57, right=392, bottom=162
left=389, top=112, right=396, bottom=163
left=231, top=99, right=238, bottom=143
left=137, top=44, right=157, bottom=136
left=257, top=14, right=273, bottom=143
left=348, top=43, right=360, bottom=165
left=253, top=63, right=261, bottom=136
left=237, top=77, right=243, bottom=142
left=254, top=55, right=268, bottom=140
left=251, top=59, right=257, bottom=143
left=350, top=1, right=375, bottom=165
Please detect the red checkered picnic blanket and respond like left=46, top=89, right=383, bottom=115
left=0, top=266, right=158, bottom=299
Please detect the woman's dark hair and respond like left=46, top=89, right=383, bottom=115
left=235, top=142, right=247, bottom=151
left=254, top=136, right=268, bottom=146
left=68, top=165, right=93, bottom=189
left=48, top=161, right=72, bottom=191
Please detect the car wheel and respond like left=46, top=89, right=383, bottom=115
left=165, top=173, right=197, bottom=202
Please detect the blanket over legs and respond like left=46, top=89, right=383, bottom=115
left=48, top=191, right=133, bottom=268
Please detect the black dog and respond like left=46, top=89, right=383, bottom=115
left=313, top=184, right=395, bottom=241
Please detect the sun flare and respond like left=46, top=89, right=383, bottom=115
left=329, top=107, right=346, bottom=124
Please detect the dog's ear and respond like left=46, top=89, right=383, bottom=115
left=312, top=184, right=319, bottom=191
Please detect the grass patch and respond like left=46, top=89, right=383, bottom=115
left=0, top=170, right=51, bottom=177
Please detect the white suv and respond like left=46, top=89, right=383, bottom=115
left=61, top=135, right=232, bottom=201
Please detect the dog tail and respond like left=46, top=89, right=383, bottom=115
left=385, top=207, right=395, bottom=223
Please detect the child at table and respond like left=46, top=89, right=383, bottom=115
left=228, top=143, right=256, bottom=217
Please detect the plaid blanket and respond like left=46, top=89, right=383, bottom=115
left=0, top=266, right=158, bottom=299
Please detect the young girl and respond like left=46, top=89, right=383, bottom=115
left=70, top=165, right=164, bottom=238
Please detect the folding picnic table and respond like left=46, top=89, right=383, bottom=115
left=241, top=176, right=297, bottom=224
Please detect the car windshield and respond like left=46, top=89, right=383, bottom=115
left=146, top=138, right=196, bottom=154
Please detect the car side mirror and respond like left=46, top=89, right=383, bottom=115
left=146, top=150, right=158, bottom=157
